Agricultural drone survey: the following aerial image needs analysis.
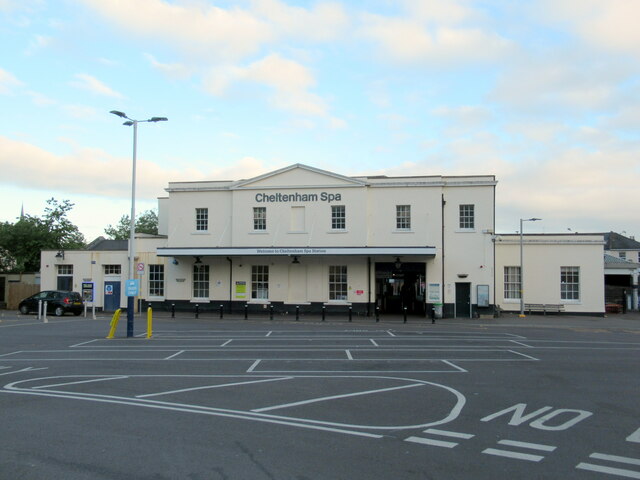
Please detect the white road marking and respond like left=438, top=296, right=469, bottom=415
left=387, top=331, right=395, bottom=337
left=266, top=331, right=272, bottom=337
left=247, top=359, right=261, bottom=372
left=405, top=436, right=457, bottom=448
left=251, top=382, right=425, bottom=413
left=482, top=448, right=545, bottom=462
left=370, top=339, right=378, bottom=347
left=33, top=376, right=128, bottom=390
left=507, top=350, right=539, bottom=361
left=346, top=350, right=353, bottom=360
left=589, top=453, right=640, bottom=466
left=220, top=340, right=232, bottom=347
left=627, top=428, right=640, bottom=443
left=70, top=339, right=99, bottom=348
left=441, top=360, right=467, bottom=372
left=136, top=376, right=291, bottom=398
left=509, top=340, right=532, bottom=348
left=0, top=351, right=21, bottom=357
left=424, top=428, right=474, bottom=439
left=164, top=351, right=184, bottom=360
left=577, top=463, right=640, bottom=479
left=0, top=367, right=48, bottom=376
left=498, top=440, right=556, bottom=452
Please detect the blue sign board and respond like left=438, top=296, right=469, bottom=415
left=125, top=279, right=139, bottom=297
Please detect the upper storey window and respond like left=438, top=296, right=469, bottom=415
left=459, top=204, right=475, bottom=230
left=195, top=208, right=208, bottom=231
left=331, top=205, right=346, bottom=230
left=253, top=207, right=266, bottom=231
left=396, top=205, right=411, bottom=230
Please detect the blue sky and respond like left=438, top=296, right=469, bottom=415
left=1, top=0, right=639, bottom=241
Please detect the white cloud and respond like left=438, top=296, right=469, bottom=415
left=144, top=53, right=193, bottom=80
left=70, top=73, right=124, bottom=98
left=76, top=0, right=273, bottom=61
left=205, top=53, right=336, bottom=119
left=249, top=0, right=349, bottom=42
left=358, top=6, right=513, bottom=66
left=539, top=0, right=640, bottom=57
left=0, top=67, right=23, bottom=94
left=490, top=54, right=629, bottom=112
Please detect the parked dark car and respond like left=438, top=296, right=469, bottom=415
left=18, top=290, right=84, bottom=316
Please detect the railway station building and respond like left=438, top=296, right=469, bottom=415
left=39, top=164, right=619, bottom=318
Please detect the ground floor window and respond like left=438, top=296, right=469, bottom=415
left=57, top=264, right=73, bottom=291
left=561, top=266, right=580, bottom=300
left=193, top=265, right=209, bottom=298
left=504, top=266, right=521, bottom=300
left=149, top=264, right=164, bottom=297
left=329, top=265, right=348, bottom=300
left=252, top=265, right=269, bottom=299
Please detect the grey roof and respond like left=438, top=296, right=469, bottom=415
left=85, top=236, right=128, bottom=251
left=604, top=232, right=640, bottom=250
left=604, top=253, right=640, bottom=268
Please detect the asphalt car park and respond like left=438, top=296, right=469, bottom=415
left=0, top=312, right=639, bottom=479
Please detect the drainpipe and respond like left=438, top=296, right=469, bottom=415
left=441, top=194, right=446, bottom=317
left=226, top=257, right=232, bottom=310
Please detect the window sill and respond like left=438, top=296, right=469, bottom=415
left=248, top=300, right=271, bottom=305
left=192, top=231, right=210, bottom=235
left=324, top=300, right=352, bottom=306
left=327, top=230, right=348, bottom=234
left=393, top=230, right=414, bottom=234
left=455, top=229, right=476, bottom=233
left=190, top=299, right=210, bottom=303
left=284, top=301, right=311, bottom=305
left=249, top=231, right=269, bottom=234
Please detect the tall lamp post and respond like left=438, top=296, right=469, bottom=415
left=110, top=110, right=167, bottom=337
left=520, top=217, right=541, bottom=317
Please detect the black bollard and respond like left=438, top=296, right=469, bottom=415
left=403, top=307, right=407, bottom=324
left=431, top=306, right=436, bottom=324
left=219, top=304, right=224, bottom=319
left=322, top=306, right=326, bottom=322
left=375, top=306, right=380, bottom=323
left=171, top=303, right=175, bottom=318
left=244, top=303, right=248, bottom=320
left=348, top=306, right=352, bottom=322
left=195, top=304, right=199, bottom=319
left=296, top=305, right=300, bottom=321
left=269, top=305, right=274, bottom=321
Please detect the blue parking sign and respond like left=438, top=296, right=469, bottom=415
left=125, top=279, right=139, bottom=297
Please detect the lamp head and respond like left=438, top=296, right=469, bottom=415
left=123, top=121, right=134, bottom=126
left=149, top=117, right=168, bottom=122
left=110, top=110, right=127, bottom=118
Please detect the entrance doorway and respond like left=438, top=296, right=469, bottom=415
left=455, top=282, right=471, bottom=318
left=376, top=262, right=425, bottom=315
left=104, top=281, right=121, bottom=312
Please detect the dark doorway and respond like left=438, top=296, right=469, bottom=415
left=57, top=276, right=73, bottom=291
left=376, top=262, right=425, bottom=315
left=104, top=281, right=121, bottom=312
left=455, top=282, right=471, bottom=318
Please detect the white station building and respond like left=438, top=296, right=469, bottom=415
left=40, top=164, right=615, bottom=317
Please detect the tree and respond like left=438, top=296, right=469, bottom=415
left=104, top=209, right=159, bottom=240
left=0, top=198, right=86, bottom=273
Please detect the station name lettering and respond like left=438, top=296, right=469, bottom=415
left=255, top=192, right=342, bottom=203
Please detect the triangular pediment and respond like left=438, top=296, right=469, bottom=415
left=232, top=164, right=366, bottom=189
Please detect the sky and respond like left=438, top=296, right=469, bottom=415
left=1, top=0, right=639, bottom=242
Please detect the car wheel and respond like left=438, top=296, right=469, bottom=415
left=19, top=305, right=29, bottom=315
left=73, top=311, right=81, bottom=316
left=54, top=307, right=64, bottom=317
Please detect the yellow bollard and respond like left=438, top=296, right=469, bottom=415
left=146, top=307, right=153, bottom=339
left=106, top=309, right=122, bottom=339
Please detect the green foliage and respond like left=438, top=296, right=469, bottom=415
left=0, top=198, right=86, bottom=273
left=104, top=209, right=159, bottom=240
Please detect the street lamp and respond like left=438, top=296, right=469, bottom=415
left=110, top=110, right=167, bottom=337
left=520, top=217, right=541, bottom=317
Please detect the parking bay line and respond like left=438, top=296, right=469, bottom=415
left=136, top=376, right=291, bottom=399
left=251, top=382, right=425, bottom=413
